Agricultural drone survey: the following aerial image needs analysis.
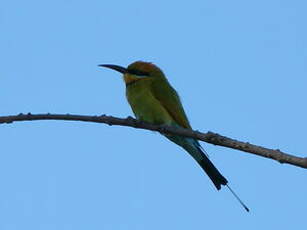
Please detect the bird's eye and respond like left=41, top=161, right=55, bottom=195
left=127, top=69, right=149, bottom=76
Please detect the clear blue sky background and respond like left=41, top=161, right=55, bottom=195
left=1, top=0, right=306, bottom=229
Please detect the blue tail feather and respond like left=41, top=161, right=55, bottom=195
left=165, top=136, right=227, bottom=190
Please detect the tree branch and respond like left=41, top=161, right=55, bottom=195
left=1, top=113, right=306, bottom=169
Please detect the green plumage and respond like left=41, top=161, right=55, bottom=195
left=125, top=61, right=227, bottom=190
left=100, top=61, right=249, bottom=211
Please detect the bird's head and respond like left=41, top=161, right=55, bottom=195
left=99, top=61, right=164, bottom=86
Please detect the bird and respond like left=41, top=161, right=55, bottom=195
left=99, top=61, right=249, bottom=212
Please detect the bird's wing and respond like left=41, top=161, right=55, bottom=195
left=151, top=79, right=192, bottom=129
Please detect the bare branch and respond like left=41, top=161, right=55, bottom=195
left=1, top=113, right=306, bottom=169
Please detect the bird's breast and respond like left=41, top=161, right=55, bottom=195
left=126, top=83, right=173, bottom=125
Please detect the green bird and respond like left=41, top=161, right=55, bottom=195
left=99, top=61, right=249, bottom=211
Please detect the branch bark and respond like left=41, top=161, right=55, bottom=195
left=1, top=113, right=306, bottom=169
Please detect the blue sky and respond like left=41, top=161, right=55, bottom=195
left=1, top=0, right=307, bottom=229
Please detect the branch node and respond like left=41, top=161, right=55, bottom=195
left=126, top=116, right=135, bottom=120
left=126, top=116, right=137, bottom=126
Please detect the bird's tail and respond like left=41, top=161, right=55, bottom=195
left=194, top=145, right=228, bottom=190
left=166, top=136, right=227, bottom=190
left=185, top=138, right=228, bottom=190
left=166, top=135, right=249, bottom=212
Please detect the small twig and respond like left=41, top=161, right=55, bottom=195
left=1, top=113, right=306, bottom=169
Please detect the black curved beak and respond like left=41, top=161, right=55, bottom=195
left=98, top=64, right=127, bottom=74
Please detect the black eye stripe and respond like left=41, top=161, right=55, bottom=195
left=127, top=69, right=149, bottom=76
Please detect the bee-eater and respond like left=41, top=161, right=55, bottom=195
left=99, top=61, right=249, bottom=212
